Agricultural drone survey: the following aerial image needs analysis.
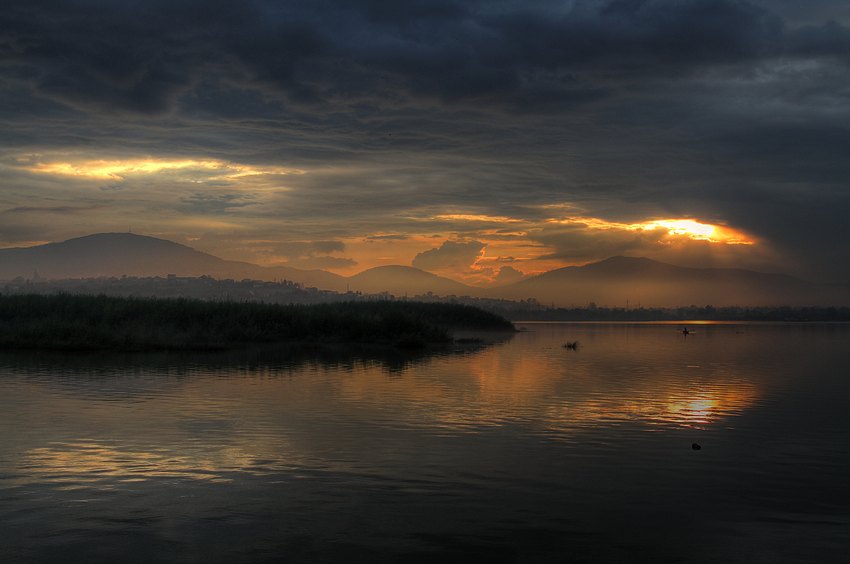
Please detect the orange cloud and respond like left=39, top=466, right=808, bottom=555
left=19, top=157, right=301, bottom=181
left=548, top=216, right=754, bottom=245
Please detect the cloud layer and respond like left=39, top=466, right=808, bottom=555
left=1, top=1, right=849, bottom=282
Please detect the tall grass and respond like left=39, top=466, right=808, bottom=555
left=0, top=294, right=514, bottom=351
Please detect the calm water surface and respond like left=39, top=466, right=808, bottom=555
left=1, top=323, right=849, bottom=563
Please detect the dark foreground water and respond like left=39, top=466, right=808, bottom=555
left=1, top=323, right=849, bottom=563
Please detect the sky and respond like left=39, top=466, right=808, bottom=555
left=1, top=0, right=849, bottom=286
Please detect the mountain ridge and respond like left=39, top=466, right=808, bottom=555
left=495, top=254, right=827, bottom=307
left=0, top=233, right=348, bottom=290
left=2, top=233, right=846, bottom=306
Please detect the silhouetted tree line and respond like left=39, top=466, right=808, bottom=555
left=504, top=305, right=850, bottom=322
left=0, top=294, right=514, bottom=351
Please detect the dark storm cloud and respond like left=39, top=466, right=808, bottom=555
left=757, top=0, right=850, bottom=25
left=2, top=1, right=850, bottom=280
left=6, top=0, right=847, bottom=114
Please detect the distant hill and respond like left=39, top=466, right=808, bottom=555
left=0, top=233, right=347, bottom=290
left=348, top=265, right=480, bottom=297
left=2, top=235, right=847, bottom=306
left=490, top=256, right=842, bottom=307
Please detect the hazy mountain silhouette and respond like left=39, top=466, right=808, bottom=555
left=0, top=234, right=477, bottom=296
left=0, top=233, right=346, bottom=289
left=2, top=234, right=846, bottom=306
left=490, top=256, right=841, bottom=307
left=348, top=265, right=480, bottom=297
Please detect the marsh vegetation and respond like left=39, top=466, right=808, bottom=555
left=0, top=294, right=514, bottom=351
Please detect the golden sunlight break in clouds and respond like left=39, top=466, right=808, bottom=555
left=7, top=151, right=758, bottom=281
left=551, top=216, right=754, bottom=245
left=20, top=157, right=301, bottom=180
left=432, top=213, right=525, bottom=224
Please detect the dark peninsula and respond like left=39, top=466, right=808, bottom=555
left=0, top=294, right=514, bottom=351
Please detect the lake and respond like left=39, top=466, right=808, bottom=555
left=1, top=323, right=849, bottom=563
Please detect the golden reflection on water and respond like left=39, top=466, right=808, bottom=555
left=24, top=442, right=231, bottom=484
left=335, top=332, right=763, bottom=435
left=3, top=324, right=776, bottom=483
left=19, top=439, right=298, bottom=486
left=664, top=386, right=760, bottom=426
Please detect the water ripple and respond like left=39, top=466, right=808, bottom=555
left=1, top=323, right=849, bottom=562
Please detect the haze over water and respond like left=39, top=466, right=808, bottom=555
left=2, top=323, right=849, bottom=563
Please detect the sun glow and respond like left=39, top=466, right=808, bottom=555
left=550, top=216, right=754, bottom=245
left=636, top=218, right=754, bottom=245
left=643, top=219, right=715, bottom=238
left=22, top=158, right=301, bottom=180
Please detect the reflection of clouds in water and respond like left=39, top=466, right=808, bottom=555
left=20, top=439, right=298, bottom=486
left=336, top=339, right=763, bottom=436
left=2, top=326, right=777, bottom=487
